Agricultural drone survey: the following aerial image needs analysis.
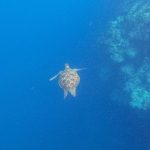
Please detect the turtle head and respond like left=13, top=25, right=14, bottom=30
left=65, top=63, right=70, bottom=69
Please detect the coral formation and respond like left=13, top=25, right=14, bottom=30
left=106, top=0, right=150, bottom=110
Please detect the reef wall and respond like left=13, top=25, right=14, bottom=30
left=106, top=0, right=150, bottom=110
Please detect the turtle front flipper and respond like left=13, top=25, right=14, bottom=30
left=74, top=68, right=87, bottom=72
left=49, top=72, right=61, bottom=81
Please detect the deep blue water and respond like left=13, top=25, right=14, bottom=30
left=0, top=0, right=150, bottom=150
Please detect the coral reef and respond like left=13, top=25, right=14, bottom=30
left=106, top=0, right=150, bottom=110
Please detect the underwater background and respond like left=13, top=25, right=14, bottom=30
left=1, top=0, right=150, bottom=149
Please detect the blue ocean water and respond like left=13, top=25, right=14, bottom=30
left=0, top=0, right=150, bottom=149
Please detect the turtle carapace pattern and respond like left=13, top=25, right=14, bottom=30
left=58, top=64, right=80, bottom=98
left=49, top=64, right=85, bottom=99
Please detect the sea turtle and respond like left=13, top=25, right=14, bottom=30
left=49, top=64, right=85, bottom=98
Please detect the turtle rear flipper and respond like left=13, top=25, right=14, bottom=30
left=69, top=88, right=76, bottom=97
left=49, top=72, right=60, bottom=81
left=64, top=90, right=68, bottom=99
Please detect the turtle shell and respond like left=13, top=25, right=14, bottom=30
left=58, top=69, right=80, bottom=90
